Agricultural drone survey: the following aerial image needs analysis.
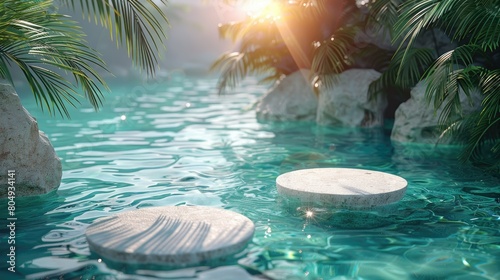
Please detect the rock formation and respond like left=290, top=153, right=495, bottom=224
left=255, top=69, right=318, bottom=121
left=391, top=81, right=483, bottom=144
left=0, top=81, right=62, bottom=197
left=316, top=69, right=386, bottom=127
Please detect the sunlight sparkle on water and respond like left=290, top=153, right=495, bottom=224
left=120, top=115, right=126, bottom=121
left=305, top=210, right=313, bottom=218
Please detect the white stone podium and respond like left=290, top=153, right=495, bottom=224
left=85, top=206, right=254, bottom=266
left=277, top=168, right=407, bottom=209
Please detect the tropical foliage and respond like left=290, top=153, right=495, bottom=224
left=212, top=0, right=499, bottom=171
left=0, top=0, right=168, bottom=117
left=375, top=0, right=500, bottom=171
left=211, top=0, right=381, bottom=93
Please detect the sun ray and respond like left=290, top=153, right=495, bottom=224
left=240, top=0, right=282, bottom=19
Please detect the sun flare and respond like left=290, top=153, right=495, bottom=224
left=240, top=0, right=282, bottom=19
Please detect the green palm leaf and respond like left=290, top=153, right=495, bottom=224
left=433, top=66, right=499, bottom=168
left=210, top=49, right=283, bottom=95
left=219, top=21, right=253, bottom=42
left=0, top=0, right=108, bottom=117
left=389, top=0, right=500, bottom=171
left=443, top=0, right=500, bottom=51
left=310, top=26, right=358, bottom=88
left=210, top=52, right=247, bottom=95
left=392, top=0, right=455, bottom=72
left=393, top=0, right=500, bottom=72
left=61, top=0, right=168, bottom=76
left=368, top=47, right=434, bottom=99
left=367, top=0, right=402, bottom=35
left=422, top=45, right=482, bottom=123
left=442, top=110, right=499, bottom=171
left=0, top=0, right=168, bottom=117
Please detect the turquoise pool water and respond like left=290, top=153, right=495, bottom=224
left=1, top=75, right=499, bottom=279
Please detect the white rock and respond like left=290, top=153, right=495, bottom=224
left=391, top=81, right=483, bottom=144
left=316, top=69, right=386, bottom=127
left=0, top=81, right=62, bottom=197
left=85, top=206, right=255, bottom=266
left=276, top=168, right=407, bottom=209
left=255, top=69, right=318, bottom=121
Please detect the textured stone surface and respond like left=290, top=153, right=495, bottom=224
left=85, top=206, right=255, bottom=266
left=391, top=81, right=483, bottom=144
left=355, top=24, right=396, bottom=51
left=0, top=81, right=62, bottom=197
left=276, top=168, right=407, bottom=208
left=356, top=27, right=455, bottom=54
left=256, top=69, right=317, bottom=121
left=316, top=69, right=386, bottom=127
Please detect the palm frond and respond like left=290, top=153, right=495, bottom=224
left=441, top=0, right=500, bottom=52
left=366, top=0, right=402, bottom=35
left=238, top=24, right=281, bottom=53
left=422, top=45, right=483, bottom=123
left=218, top=21, right=252, bottom=42
left=352, top=45, right=394, bottom=71
left=212, top=4, right=296, bottom=94
left=210, top=52, right=246, bottom=95
left=0, top=0, right=109, bottom=117
left=389, top=0, right=499, bottom=171
left=311, top=26, right=358, bottom=88
left=210, top=49, right=284, bottom=95
left=441, top=109, right=499, bottom=170
left=218, top=16, right=280, bottom=43
left=61, top=0, right=169, bottom=76
left=368, top=47, right=434, bottom=99
left=395, top=47, right=436, bottom=87
left=259, top=72, right=284, bottom=85
left=393, top=0, right=455, bottom=69
left=433, top=66, right=499, bottom=170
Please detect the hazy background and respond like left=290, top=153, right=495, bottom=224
left=60, top=0, right=245, bottom=80
left=11, top=0, right=246, bottom=99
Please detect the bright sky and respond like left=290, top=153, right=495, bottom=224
left=166, top=0, right=282, bottom=19
left=239, top=0, right=281, bottom=17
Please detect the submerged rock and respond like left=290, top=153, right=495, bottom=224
left=255, top=69, right=318, bottom=121
left=316, top=69, right=386, bottom=127
left=0, top=81, right=62, bottom=197
left=391, top=81, right=483, bottom=144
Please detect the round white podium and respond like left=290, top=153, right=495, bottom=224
left=85, top=206, right=254, bottom=266
left=276, top=168, right=407, bottom=208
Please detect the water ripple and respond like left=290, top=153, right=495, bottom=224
left=11, top=76, right=500, bottom=279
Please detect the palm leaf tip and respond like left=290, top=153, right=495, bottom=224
left=0, top=0, right=116, bottom=117
left=63, top=0, right=169, bottom=77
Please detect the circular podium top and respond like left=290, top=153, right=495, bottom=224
left=85, top=206, right=254, bottom=266
left=276, top=168, right=407, bottom=208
